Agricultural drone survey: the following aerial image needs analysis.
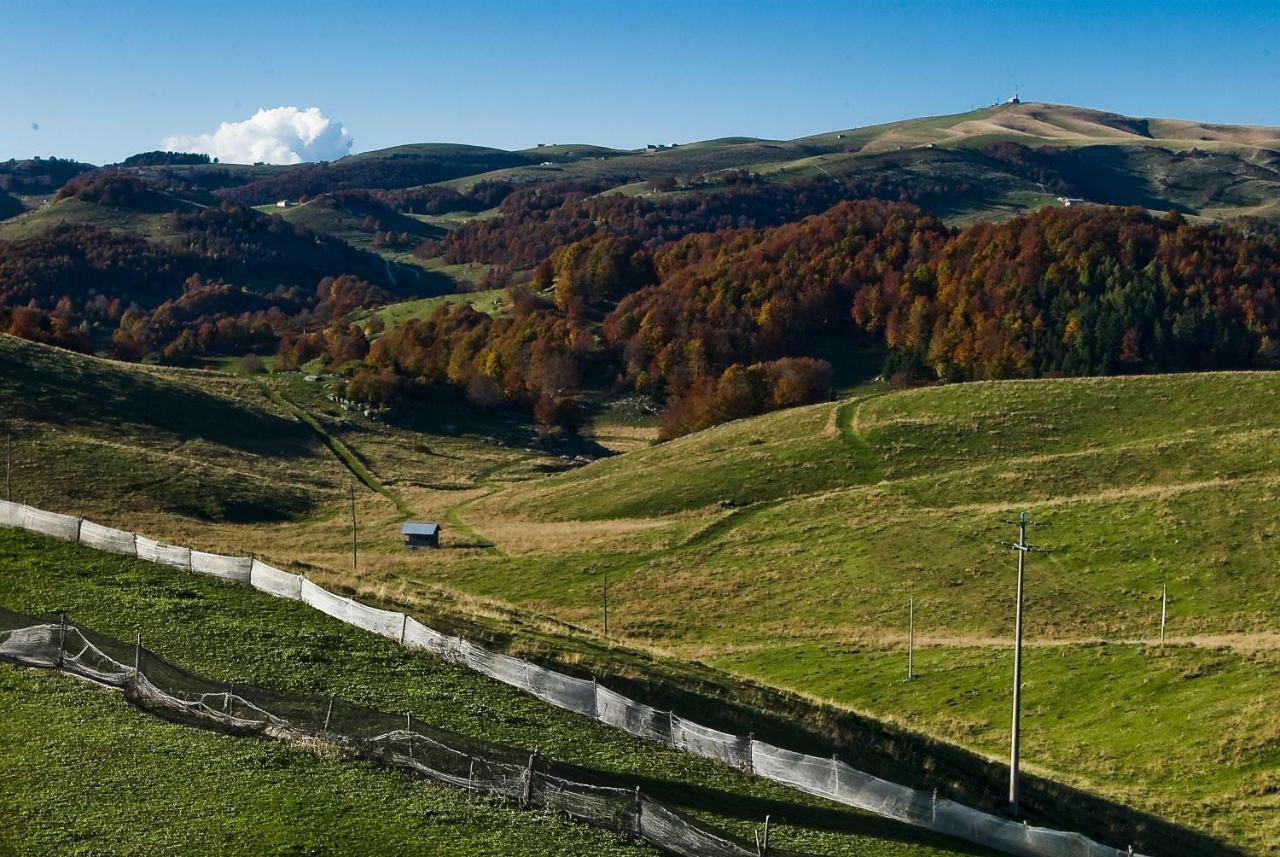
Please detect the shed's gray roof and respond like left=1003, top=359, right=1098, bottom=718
left=401, top=522, right=440, bottom=536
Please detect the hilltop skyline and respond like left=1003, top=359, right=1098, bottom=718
left=4, top=0, right=1280, bottom=164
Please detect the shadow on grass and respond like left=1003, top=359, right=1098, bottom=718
left=570, top=669, right=1244, bottom=857
left=0, top=334, right=316, bottom=459
left=443, top=616, right=1243, bottom=857
left=559, top=762, right=995, bottom=855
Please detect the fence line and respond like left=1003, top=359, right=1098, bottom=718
left=0, top=608, right=797, bottom=857
left=0, top=499, right=1144, bottom=857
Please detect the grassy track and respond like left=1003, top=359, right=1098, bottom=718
left=260, top=380, right=413, bottom=519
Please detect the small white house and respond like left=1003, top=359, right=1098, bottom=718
left=276, top=199, right=292, bottom=208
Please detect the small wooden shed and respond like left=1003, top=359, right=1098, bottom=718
left=401, top=521, right=441, bottom=549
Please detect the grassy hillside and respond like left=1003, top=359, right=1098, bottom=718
left=435, top=103, right=1280, bottom=223
left=806, top=102, right=1280, bottom=155
left=440, top=373, right=1280, bottom=853
left=0, top=527, right=991, bottom=857
left=0, top=194, right=195, bottom=242
left=261, top=195, right=446, bottom=246
left=354, top=287, right=511, bottom=329
left=461, top=372, right=1280, bottom=646
left=0, top=668, right=651, bottom=856
left=0, top=334, right=345, bottom=524
left=2, top=336, right=1272, bottom=852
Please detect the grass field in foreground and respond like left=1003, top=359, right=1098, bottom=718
left=0, top=527, right=990, bottom=857
left=0, top=668, right=649, bottom=857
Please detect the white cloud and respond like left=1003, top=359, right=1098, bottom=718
left=163, top=106, right=352, bottom=165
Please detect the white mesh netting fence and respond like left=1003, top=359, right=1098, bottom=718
left=135, top=535, right=193, bottom=570
left=0, top=608, right=797, bottom=857
left=191, top=550, right=253, bottom=583
left=0, top=501, right=1145, bottom=857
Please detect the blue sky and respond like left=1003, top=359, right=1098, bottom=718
left=4, top=0, right=1278, bottom=164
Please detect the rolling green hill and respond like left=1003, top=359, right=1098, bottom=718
left=0, top=333, right=345, bottom=523
left=258, top=195, right=445, bottom=245
left=0, top=193, right=197, bottom=241
left=437, top=372, right=1280, bottom=853
left=3, top=331, right=1273, bottom=851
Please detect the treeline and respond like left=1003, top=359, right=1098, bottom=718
left=339, top=200, right=1280, bottom=438
left=436, top=174, right=966, bottom=269
left=0, top=199, right=403, bottom=359
left=371, top=180, right=514, bottom=214
left=119, top=151, right=213, bottom=167
left=168, top=202, right=394, bottom=287
left=56, top=173, right=169, bottom=209
left=8, top=170, right=1280, bottom=441
left=0, top=157, right=95, bottom=193
left=604, top=201, right=946, bottom=396
left=0, top=191, right=22, bottom=220
left=215, top=152, right=531, bottom=206
left=608, top=201, right=1280, bottom=390
left=119, top=275, right=389, bottom=362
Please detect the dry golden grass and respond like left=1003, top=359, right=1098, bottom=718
left=462, top=512, right=688, bottom=556
left=856, top=101, right=1280, bottom=156
left=582, top=423, right=661, bottom=454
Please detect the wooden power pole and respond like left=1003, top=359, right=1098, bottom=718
left=602, top=568, right=609, bottom=636
left=907, top=597, right=915, bottom=681
left=1160, top=583, right=1168, bottom=644
left=350, top=484, right=358, bottom=574
left=999, top=511, right=1045, bottom=815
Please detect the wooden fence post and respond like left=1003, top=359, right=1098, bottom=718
left=633, top=786, right=642, bottom=840
left=523, top=750, right=537, bottom=806
left=57, top=611, right=66, bottom=669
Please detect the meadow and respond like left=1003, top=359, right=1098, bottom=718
left=2, top=334, right=1275, bottom=853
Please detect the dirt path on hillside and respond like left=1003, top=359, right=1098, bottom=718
left=695, top=631, right=1280, bottom=657
left=261, top=382, right=412, bottom=518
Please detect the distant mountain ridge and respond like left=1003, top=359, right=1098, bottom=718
left=7, top=102, right=1280, bottom=226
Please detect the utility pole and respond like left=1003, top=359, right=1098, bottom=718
left=999, top=511, right=1046, bottom=816
left=602, top=568, right=609, bottom=637
left=907, top=597, right=915, bottom=681
left=5, top=431, right=11, bottom=502
left=350, top=484, right=358, bottom=574
left=1160, top=583, right=1168, bottom=645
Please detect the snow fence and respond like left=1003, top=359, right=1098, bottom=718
left=0, top=500, right=1146, bottom=857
